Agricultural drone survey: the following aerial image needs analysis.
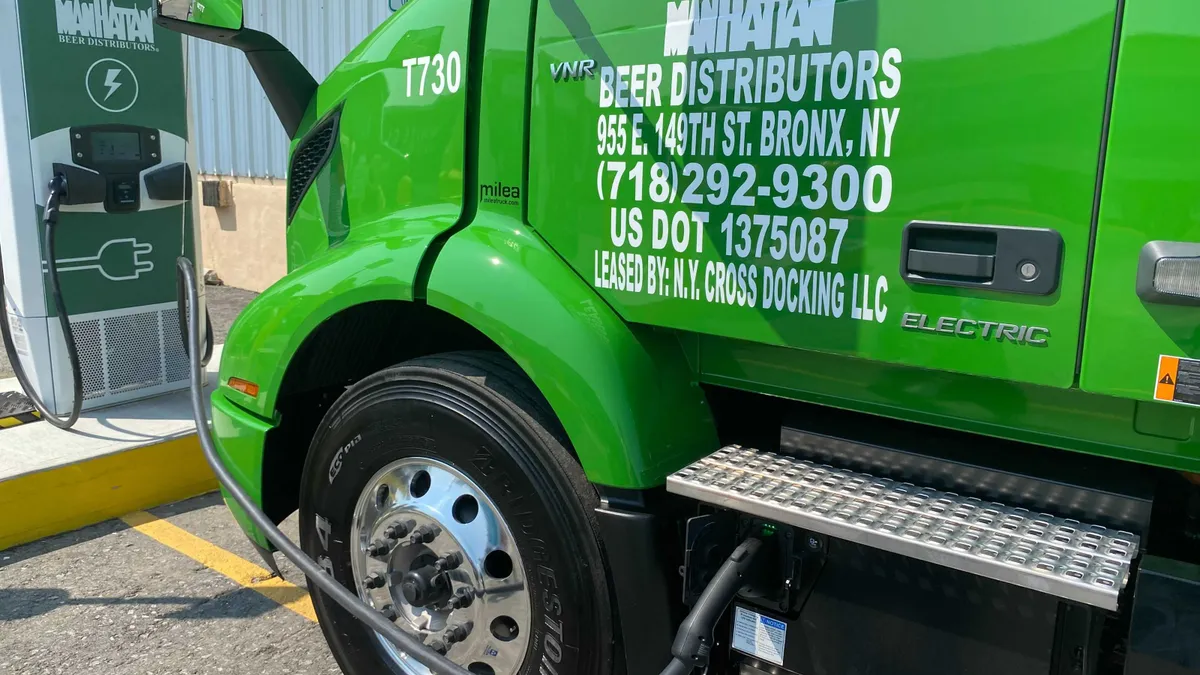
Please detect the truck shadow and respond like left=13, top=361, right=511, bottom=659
left=0, top=585, right=295, bottom=622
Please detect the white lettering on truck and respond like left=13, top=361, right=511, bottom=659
left=664, top=0, right=836, bottom=57
left=586, top=0, right=905, bottom=329
left=402, top=52, right=463, bottom=97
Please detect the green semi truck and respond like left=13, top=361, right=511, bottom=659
left=159, top=1, right=1200, bottom=674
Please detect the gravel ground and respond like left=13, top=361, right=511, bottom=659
left=0, top=285, right=258, bottom=379
left=204, top=284, right=259, bottom=346
left=0, top=493, right=340, bottom=675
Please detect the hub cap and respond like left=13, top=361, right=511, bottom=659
left=351, top=458, right=530, bottom=675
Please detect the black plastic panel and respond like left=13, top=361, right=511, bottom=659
left=595, top=495, right=677, bottom=675
left=734, top=538, right=1063, bottom=675
left=51, top=163, right=106, bottom=206
left=145, top=162, right=192, bottom=202
left=154, top=18, right=317, bottom=139
left=902, top=221, right=1063, bottom=295
left=1126, top=556, right=1200, bottom=675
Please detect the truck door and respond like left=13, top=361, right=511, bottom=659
left=527, top=0, right=1120, bottom=388
left=1081, top=1, right=1200, bottom=406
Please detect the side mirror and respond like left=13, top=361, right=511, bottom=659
left=154, top=0, right=315, bottom=139
left=157, top=0, right=243, bottom=31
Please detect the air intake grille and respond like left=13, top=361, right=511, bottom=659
left=163, top=306, right=190, bottom=384
left=71, top=306, right=189, bottom=402
left=287, top=111, right=340, bottom=221
left=73, top=318, right=106, bottom=400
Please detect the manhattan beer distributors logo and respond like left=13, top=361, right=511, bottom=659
left=55, top=0, right=159, bottom=52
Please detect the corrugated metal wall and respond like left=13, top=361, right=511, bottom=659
left=188, top=0, right=402, bottom=178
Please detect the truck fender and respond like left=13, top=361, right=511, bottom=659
left=426, top=213, right=717, bottom=488
left=216, top=225, right=447, bottom=420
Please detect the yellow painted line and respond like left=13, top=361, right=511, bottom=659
left=121, top=510, right=317, bottom=622
left=0, top=436, right=218, bottom=551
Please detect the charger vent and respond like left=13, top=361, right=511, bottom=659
left=72, top=319, right=106, bottom=400
left=71, top=306, right=189, bottom=403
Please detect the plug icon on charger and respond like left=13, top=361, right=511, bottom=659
left=43, top=238, right=155, bottom=282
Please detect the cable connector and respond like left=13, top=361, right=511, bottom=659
left=662, top=536, right=765, bottom=675
left=43, top=174, right=68, bottom=227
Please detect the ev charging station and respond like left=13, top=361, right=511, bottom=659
left=0, top=0, right=201, bottom=419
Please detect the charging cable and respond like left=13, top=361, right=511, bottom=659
left=176, top=256, right=473, bottom=675
left=177, top=254, right=761, bottom=675
left=0, top=174, right=83, bottom=429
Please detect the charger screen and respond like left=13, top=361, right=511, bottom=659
left=92, top=132, right=142, bottom=162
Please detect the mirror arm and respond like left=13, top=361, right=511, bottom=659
left=157, top=16, right=317, bottom=138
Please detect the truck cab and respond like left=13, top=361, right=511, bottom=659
left=160, top=1, right=1200, bottom=674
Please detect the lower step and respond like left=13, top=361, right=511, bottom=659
left=666, top=446, right=1140, bottom=611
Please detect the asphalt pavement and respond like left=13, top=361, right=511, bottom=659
left=204, top=284, right=259, bottom=346
left=0, top=284, right=257, bottom=379
left=0, top=493, right=341, bottom=675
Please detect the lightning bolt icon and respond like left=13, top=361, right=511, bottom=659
left=103, top=69, right=123, bottom=101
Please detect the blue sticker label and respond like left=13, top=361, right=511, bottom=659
left=731, top=606, right=786, bottom=666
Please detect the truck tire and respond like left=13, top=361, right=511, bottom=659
left=297, top=351, right=615, bottom=675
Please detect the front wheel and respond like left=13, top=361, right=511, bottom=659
left=298, top=352, right=615, bottom=675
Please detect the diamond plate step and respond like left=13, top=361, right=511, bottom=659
left=666, top=446, right=1141, bottom=610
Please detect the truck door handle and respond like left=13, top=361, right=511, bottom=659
left=901, top=221, right=1063, bottom=296
left=906, top=249, right=995, bottom=281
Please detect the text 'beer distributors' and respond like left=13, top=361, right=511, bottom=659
left=591, top=0, right=896, bottom=325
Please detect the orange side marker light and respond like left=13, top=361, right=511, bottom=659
left=228, top=377, right=260, bottom=398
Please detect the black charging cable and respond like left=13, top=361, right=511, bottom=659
left=177, top=253, right=765, bottom=675
left=0, top=172, right=215, bottom=430
left=0, top=174, right=84, bottom=430
left=176, top=277, right=214, bottom=368
left=176, top=256, right=474, bottom=675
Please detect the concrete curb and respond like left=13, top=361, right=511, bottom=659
left=0, top=346, right=225, bottom=551
left=0, top=437, right=217, bottom=550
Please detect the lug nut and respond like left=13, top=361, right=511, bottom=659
left=448, top=587, right=474, bottom=610
left=384, top=519, right=416, bottom=540
left=409, top=524, right=439, bottom=545
left=427, top=639, right=448, bottom=655
left=380, top=604, right=398, bottom=621
left=444, top=622, right=472, bottom=645
left=367, top=538, right=396, bottom=557
left=363, top=572, right=386, bottom=589
left=434, top=552, right=463, bottom=572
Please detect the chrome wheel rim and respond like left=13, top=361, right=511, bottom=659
left=351, top=457, right=530, bottom=675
